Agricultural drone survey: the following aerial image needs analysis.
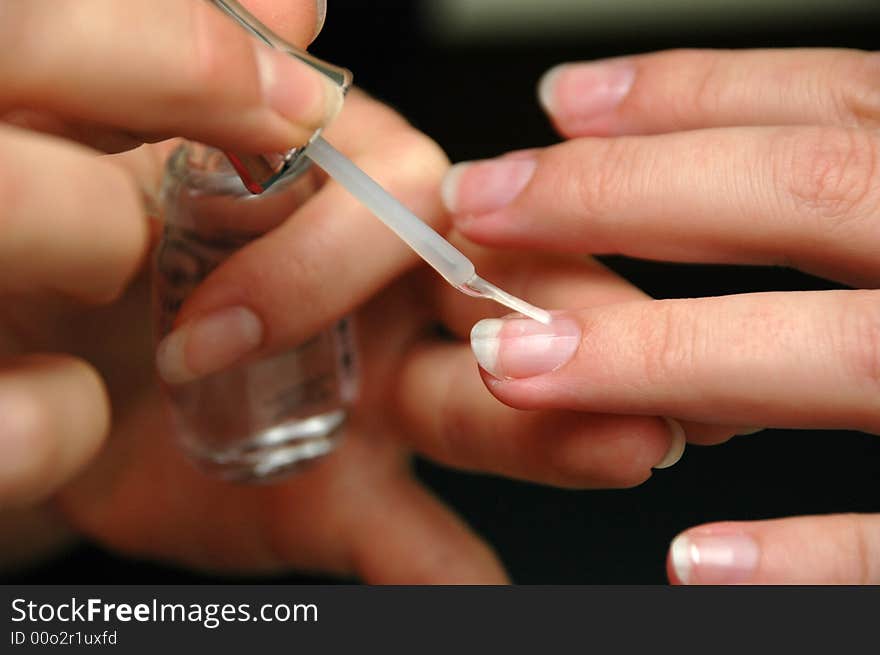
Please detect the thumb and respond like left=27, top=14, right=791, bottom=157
left=667, top=514, right=880, bottom=584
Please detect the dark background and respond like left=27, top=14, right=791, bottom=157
left=11, top=0, right=880, bottom=584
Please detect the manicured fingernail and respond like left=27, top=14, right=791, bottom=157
left=255, top=44, right=343, bottom=131
left=470, top=315, right=580, bottom=380
left=441, top=158, right=536, bottom=216
left=670, top=531, right=760, bottom=585
left=538, top=61, right=635, bottom=126
left=314, top=0, right=327, bottom=39
left=156, top=306, right=263, bottom=385
left=654, top=418, right=687, bottom=469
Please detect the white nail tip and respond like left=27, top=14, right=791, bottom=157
left=253, top=46, right=277, bottom=98
left=156, top=331, right=191, bottom=386
left=537, top=65, right=565, bottom=115
left=441, top=162, right=471, bottom=214
left=470, top=319, right=503, bottom=376
left=314, top=0, right=327, bottom=39
left=670, top=534, right=694, bottom=585
left=654, top=417, right=686, bottom=469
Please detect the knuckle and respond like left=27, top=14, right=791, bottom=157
left=176, top=3, right=254, bottom=107
left=380, top=130, right=450, bottom=183
left=634, top=300, right=701, bottom=388
left=555, top=138, right=637, bottom=247
left=688, top=51, right=727, bottom=121
left=776, top=127, right=879, bottom=229
left=833, top=52, right=880, bottom=128
left=837, top=292, right=880, bottom=397
left=835, top=514, right=878, bottom=584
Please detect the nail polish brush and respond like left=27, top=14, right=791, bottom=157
left=304, top=137, right=551, bottom=323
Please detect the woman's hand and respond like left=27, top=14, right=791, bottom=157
left=0, top=0, right=341, bottom=569
left=441, top=48, right=880, bottom=583
left=2, top=0, right=693, bottom=582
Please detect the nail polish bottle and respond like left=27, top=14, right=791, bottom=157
left=153, top=142, right=357, bottom=481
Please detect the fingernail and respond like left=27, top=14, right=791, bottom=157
left=538, top=61, right=635, bottom=126
left=255, top=45, right=343, bottom=132
left=156, top=306, right=263, bottom=385
left=670, top=531, right=760, bottom=585
left=470, top=315, right=580, bottom=380
left=441, top=158, right=536, bottom=216
left=314, top=0, right=327, bottom=39
left=654, top=418, right=687, bottom=469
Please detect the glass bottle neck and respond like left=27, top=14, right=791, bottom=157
left=161, top=142, right=319, bottom=240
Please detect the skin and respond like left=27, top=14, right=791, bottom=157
left=445, top=47, right=880, bottom=583
left=0, top=1, right=695, bottom=582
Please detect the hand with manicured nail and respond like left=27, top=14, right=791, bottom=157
left=442, top=47, right=880, bottom=584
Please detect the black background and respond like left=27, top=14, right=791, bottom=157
left=11, top=0, right=880, bottom=584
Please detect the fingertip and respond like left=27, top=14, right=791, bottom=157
left=314, top=0, right=327, bottom=41
left=536, top=59, right=635, bottom=137
left=665, top=525, right=760, bottom=585
left=537, top=64, right=565, bottom=117
left=0, top=356, right=110, bottom=509
left=469, top=314, right=581, bottom=381
left=668, top=533, right=693, bottom=584
left=253, top=43, right=343, bottom=142
left=653, top=418, right=686, bottom=469
left=441, top=161, right=471, bottom=214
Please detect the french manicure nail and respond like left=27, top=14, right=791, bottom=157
left=156, top=306, right=263, bottom=385
left=670, top=531, right=760, bottom=585
left=255, top=45, right=343, bottom=130
left=654, top=418, right=687, bottom=469
left=538, top=61, right=635, bottom=126
left=314, top=0, right=327, bottom=39
left=441, top=158, right=536, bottom=216
left=470, top=316, right=580, bottom=380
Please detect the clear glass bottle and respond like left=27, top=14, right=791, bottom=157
left=153, top=143, right=357, bottom=482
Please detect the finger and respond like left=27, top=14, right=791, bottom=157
left=668, top=514, right=880, bottom=584
left=1, top=0, right=339, bottom=153
left=538, top=48, right=880, bottom=138
left=156, top=107, right=450, bottom=385
left=0, top=354, right=110, bottom=509
left=395, top=341, right=685, bottom=488
left=240, top=0, right=326, bottom=43
left=347, top=474, right=509, bottom=584
left=443, top=126, right=880, bottom=287
left=433, top=236, right=641, bottom=339
left=2, top=109, right=146, bottom=154
left=0, top=125, right=148, bottom=303
left=55, top=400, right=505, bottom=582
left=467, top=289, right=880, bottom=434
left=432, top=236, right=748, bottom=446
